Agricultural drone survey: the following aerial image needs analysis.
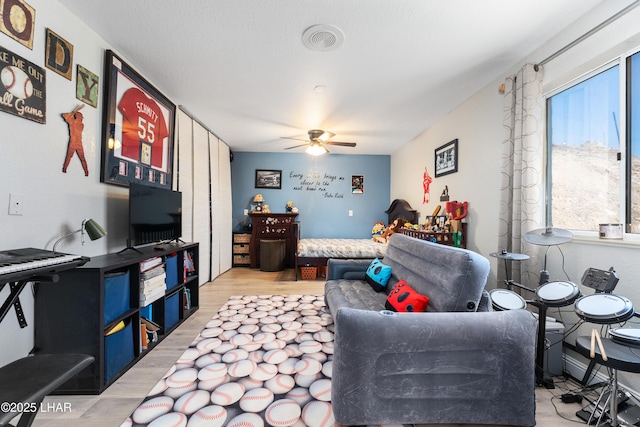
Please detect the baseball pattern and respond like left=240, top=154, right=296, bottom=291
left=122, top=294, right=408, bottom=427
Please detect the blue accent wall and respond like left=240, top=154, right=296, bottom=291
left=231, top=152, right=390, bottom=238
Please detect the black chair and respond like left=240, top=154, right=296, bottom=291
left=576, top=335, right=640, bottom=427
left=0, top=354, right=94, bottom=427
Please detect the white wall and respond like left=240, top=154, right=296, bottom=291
left=0, top=0, right=228, bottom=366
left=391, top=82, right=503, bottom=287
left=391, top=0, right=640, bottom=393
left=0, top=0, right=116, bottom=366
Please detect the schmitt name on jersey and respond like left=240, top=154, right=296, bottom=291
left=136, top=101, right=158, bottom=122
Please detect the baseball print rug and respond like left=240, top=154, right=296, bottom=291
left=120, top=294, right=413, bottom=427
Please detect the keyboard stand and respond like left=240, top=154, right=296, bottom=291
left=0, top=281, right=29, bottom=328
left=0, top=249, right=94, bottom=426
left=0, top=276, right=58, bottom=328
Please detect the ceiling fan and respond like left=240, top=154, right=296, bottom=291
left=281, top=129, right=356, bottom=155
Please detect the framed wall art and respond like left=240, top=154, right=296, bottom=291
left=76, top=64, right=98, bottom=107
left=434, top=139, right=458, bottom=177
left=45, top=28, right=73, bottom=80
left=0, top=0, right=35, bottom=49
left=351, top=174, right=364, bottom=194
left=0, top=45, right=46, bottom=123
left=100, top=50, right=176, bottom=188
left=255, top=169, right=282, bottom=189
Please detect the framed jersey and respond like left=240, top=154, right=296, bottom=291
left=100, top=50, right=176, bottom=189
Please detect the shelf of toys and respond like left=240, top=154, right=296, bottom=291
left=399, top=200, right=468, bottom=248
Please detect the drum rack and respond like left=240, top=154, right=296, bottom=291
left=502, top=279, right=557, bottom=388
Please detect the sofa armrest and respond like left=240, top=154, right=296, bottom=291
left=331, top=307, right=536, bottom=426
left=326, top=258, right=372, bottom=280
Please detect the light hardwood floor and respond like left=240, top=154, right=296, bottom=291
left=28, top=267, right=590, bottom=426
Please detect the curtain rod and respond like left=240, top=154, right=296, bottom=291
left=535, top=0, right=640, bottom=71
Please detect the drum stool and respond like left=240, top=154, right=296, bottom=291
left=576, top=335, right=640, bottom=427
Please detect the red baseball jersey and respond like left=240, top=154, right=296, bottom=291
left=118, top=87, right=169, bottom=169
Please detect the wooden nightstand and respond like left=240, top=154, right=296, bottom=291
left=233, top=232, right=251, bottom=267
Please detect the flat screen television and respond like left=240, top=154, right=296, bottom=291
left=128, top=183, right=182, bottom=248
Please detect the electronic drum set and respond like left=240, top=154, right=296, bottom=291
left=489, top=227, right=640, bottom=392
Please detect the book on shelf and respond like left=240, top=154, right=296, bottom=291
left=140, top=274, right=167, bottom=295
left=183, top=251, right=196, bottom=280
left=140, top=264, right=165, bottom=281
left=183, top=288, right=191, bottom=310
left=140, top=286, right=165, bottom=306
left=140, top=316, right=160, bottom=331
left=141, top=317, right=160, bottom=343
left=140, top=323, right=147, bottom=351
left=140, top=256, right=163, bottom=273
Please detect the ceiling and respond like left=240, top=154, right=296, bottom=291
left=57, top=0, right=605, bottom=155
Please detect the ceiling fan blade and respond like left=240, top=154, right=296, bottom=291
left=325, top=141, right=356, bottom=147
left=280, top=136, right=309, bottom=142
left=284, top=143, right=310, bottom=150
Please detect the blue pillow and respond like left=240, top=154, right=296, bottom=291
left=365, top=258, right=392, bottom=292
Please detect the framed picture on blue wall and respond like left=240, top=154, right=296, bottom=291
left=352, top=175, right=364, bottom=194
left=255, top=169, right=282, bottom=189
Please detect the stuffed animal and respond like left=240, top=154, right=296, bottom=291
left=446, top=200, right=468, bottom=220
left=374, top=217, right=406, bottom=243
left=372, top=222, right=385, bottom=241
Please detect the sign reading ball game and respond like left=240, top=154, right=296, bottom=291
left=0, top=45, right=46, bottom=123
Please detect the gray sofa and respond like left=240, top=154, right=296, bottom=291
left=325, top=233, right=537, bottom=426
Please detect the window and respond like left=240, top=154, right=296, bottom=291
left=628, top=53, right=640, bottom=233
left=546, top=64, right=623, bottom=233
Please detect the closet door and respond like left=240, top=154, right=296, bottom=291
left=192, top=122, right=211, bottom=285
left=209, top=133, right=220, bottom=279
left=218, top=140, right=232, bottom=273
left=177, top=110, right=194, bottom=242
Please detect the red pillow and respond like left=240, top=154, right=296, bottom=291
left=385, top=280, right=429, bottom=312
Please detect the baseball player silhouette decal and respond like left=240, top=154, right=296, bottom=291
left=62, top=104, right=89, bottom=176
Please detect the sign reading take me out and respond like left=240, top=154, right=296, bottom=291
left=0, top=45, right=46, bottom=123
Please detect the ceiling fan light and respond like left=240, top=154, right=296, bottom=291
left=306, top=143, right=328, bottom=156
left=317, top=132, right=332, bottom=142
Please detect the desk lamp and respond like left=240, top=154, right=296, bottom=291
left=253, top=194, right=265, bottom=212
left=53, top=218, right=107, bottom=252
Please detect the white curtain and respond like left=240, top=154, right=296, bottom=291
left=498, top=63, right=545, bottom=290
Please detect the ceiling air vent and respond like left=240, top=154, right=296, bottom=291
left=302, top=24, right=344, bottom=52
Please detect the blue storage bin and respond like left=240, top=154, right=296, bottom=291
left=140, top=305, right=153, bottom=322
left=104, top=271, right=131, bottom=324
left=165, top=254, right=179, bottom=289
left=104, top=320, right=134, bottom=383
left=165, top=291, right=180, bottom=331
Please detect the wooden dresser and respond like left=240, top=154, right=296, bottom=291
left=249, top=213, right=298, bottom=268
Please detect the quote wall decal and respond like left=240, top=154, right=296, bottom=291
left=289, top=171, right=346, bottom=199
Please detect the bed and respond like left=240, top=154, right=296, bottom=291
left=295, top=199, right=417, bottom=279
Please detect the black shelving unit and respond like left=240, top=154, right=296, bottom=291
left=34, top=242, right=199, bottom=394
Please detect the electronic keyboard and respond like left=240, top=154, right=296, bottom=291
left=0, top=248, right=89, bottom=283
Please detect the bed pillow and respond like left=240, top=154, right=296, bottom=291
left=385, top=280, right=429, bottom=312
left=365, top=258, right=392, bottom=292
